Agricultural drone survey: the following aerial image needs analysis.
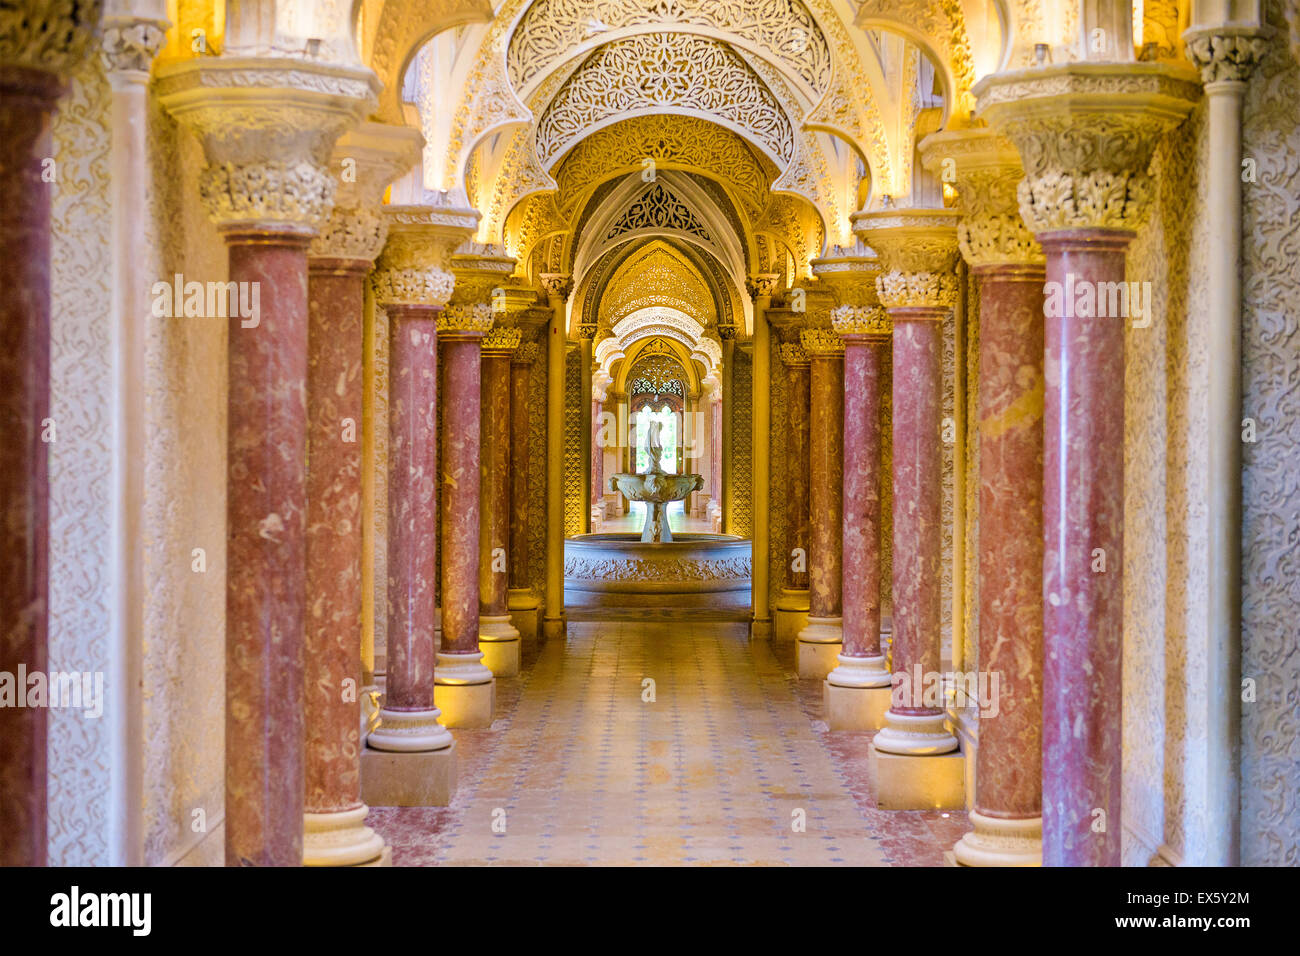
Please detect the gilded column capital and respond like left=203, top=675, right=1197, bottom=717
left=973, top=63, right=1200, bottom=235
left=717, top=324, right=738, bottom=341
left=482, top=325, right=524, bottom=356
left=779, top=342, right=810, bottom=367
left=372, top=204, right=476, bottom=308
left=540, top=273, right=573, bottom=302
left=1183, top=26, right=1272, bottom=86
left=450, top=243, right=517, bottom=306
left=800, top=328, right=845, bottom=357
left=918, top=128, right=1044, bottom=268
left=746, top=273, right=779, bottom=301
left=0, top=0, right=102, bottom=78
left=852, top=208, right=961, bottom=311
left=312, top=121, right=422, bottom=262
left=438, top=303, right=494, bottom=336
left=513, top=341, right=541, bottom=365
left=155, top=56, right=381, bottom=235
left=831, top=304, right=892, bottom=340
left=810, top=255, right=883, bottom=307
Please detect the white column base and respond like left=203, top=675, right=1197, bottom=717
left=953, top=811, right=1042, bottom=867
left=366, top=706, right=453, bottom=753
left=303, top=805, right=386, bottom=867
left=542, top=615, right=565, bottom=641
left=874, top=709, right=958, bottom=755
left=774, top=587, right=810, bottom=642
left=826, top=652, right=891, bottom=688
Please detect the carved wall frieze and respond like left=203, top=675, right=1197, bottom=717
left=563, top=555, right=752, bottom=582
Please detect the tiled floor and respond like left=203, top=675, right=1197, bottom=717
left=370, top=620, right=969, bottom=866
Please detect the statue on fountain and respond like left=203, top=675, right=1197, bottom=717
left=610, top=416, right=703, bottom=543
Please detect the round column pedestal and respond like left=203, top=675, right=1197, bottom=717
left=479, top=615, right=521, bottom=677
left=367, top=707, right=454, bottom=753
left=875, top=709, right=958, bottom=755
left=796, top=616, right=842, bottom=680
left=824, top=652, right=892, bottom=731
left=507, top=589, right=542, bottom=645
left=303, top=805, right=386, bottom=867
left=827, top=652, right=890, bottom=688
left=953, top=811, right=1042, bottom=867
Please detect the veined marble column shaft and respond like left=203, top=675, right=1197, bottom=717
left=976, top=62, right=1198, bottom=866
left=854, top=209, right=962, bottom=757
left=0, top=5, right=100, bottom=863
left=509, top=341, right=540, bottom=592
left=541, top=275, right=572, bottom=640
left=796, top=328, right=845, bottom=672
left=370, top=301, right=449, bottom=750
left=479, top=324, right=522, bottom=675
left=305, top=251, right=383, bottom=865
left=827, top=308, right=892, bottom=689
left=919, top=129, right=1047, bottom=864
left=438, top=303, right=496, bottom=694
left=781, top=341, right=811, bottom=595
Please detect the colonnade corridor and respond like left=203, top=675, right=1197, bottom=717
left=370, top=623, right=966, bottom=866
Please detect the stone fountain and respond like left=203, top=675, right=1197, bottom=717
left=609, top=421, right=702, bottom=542
left=565, top=418, right=750, bottom=619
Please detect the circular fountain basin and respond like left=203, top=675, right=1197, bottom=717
left=564, top=532, right=752, bottom=620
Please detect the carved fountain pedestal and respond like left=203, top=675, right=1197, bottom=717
left=564, top=461, right=751, bottom=620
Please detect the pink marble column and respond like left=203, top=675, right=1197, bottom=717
left=784, top=349, right=811, bottom=593
left=0, top=66, right=62, bottom=868
left=876, top=306, right=955, bottom=752
left=478, top=325, right=521, bottom=673
left=590, top=396, right=604, bottom=518
left=796, top=329, right=844, bottom=668
left=438, top=305, right=495, bottom=693
left=367, top=303, right=452, bottom=752
left=957, top=264, right=1046, bottom=865
left=303, top=256, right=384, bottom=863
left=221, top=230, right=312, bottom=866
left=831, top=315, right=892, bottom=685
left=508, top=344, right=536, bottom=591
left=710, top=397, right=722, bottom=505
left=1040, top=231, right=1129, bottom=867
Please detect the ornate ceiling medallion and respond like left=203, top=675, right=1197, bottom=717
left=534, top=32, right=795, bottom=167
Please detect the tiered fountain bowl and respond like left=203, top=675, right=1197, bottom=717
left=563, top=468, right=751, bottom=621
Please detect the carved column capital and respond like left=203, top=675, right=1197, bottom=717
left=799, top=328, right=845, bottom=357
left=311, top=205, right=387, bottom=262
left=482, top=325, right=524, bottom=355
left=438, top=302, right=494, bottom=335
left=512, top=341, right=541, bottom=365
left=100, top=14, right=168, bottom=78
left=919, top=128, right=1044, bottom=268
left=450, top=243, right=516, bottom=306
left=540, top=272, right=573, bottom=302
left=810, top=255, right=882, bottom=307
left=973, top=63, right=1200, bottom=235
left=746, top=273, right=779, bottom=301
left=852, top=208, right=961, bottom=310
left=1184, top=26, right=1272, bottom=86
left=372, top=204, right=476, bottom=308
left=831, top=304, right=892, bottom=341
left=155, top=57, right=381, bottom=234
